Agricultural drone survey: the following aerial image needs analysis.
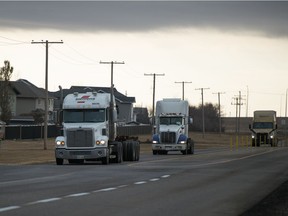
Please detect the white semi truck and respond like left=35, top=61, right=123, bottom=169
left=152, top=98, right=194, bottom=155
left=249, top=110, right=278, bottom=147
left=55, top=91, right=140, bottom=165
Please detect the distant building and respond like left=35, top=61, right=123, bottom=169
left=133, top=107, right=150, bottom=124
left=0, top=79, right=55, bottom=124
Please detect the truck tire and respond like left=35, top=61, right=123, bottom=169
left=122, top=141, right=129, bottom=161
left=123, top=141, right=140, bottom=161
left=189, top=139, right=195, bottom=154
left=56, top=158, right=64, bottom=165
left=127, top=141, right=136, bottom=161
left=186, top=138, right=193, bottom=154
left=102, top=149, right=110, bottom=165
left=135, top=141, right=140, bottom=161
left=114, top=142, right=123, bottom=163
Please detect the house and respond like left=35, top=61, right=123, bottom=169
left=133, top=107, right=150, bottom=124
left=51, top=85, right=136, bottom=123
left=0, top=79, right=55, bottom=124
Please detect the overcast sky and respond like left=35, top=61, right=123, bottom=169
left=1, top=1, right=288, bottom=36
left=1, top=1, right=288, bottom=117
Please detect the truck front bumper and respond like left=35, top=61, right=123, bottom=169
left=55, top=147, right=108, bottom=160
left=152, top=144, right=186, bottom=151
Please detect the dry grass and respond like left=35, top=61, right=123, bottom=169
left=0, top=132, right=246, bottom=165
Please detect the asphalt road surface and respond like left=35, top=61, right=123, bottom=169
left=1, top=146, right=288, bottom=216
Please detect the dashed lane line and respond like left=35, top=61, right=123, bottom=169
left=0, top=174, right=171, bottom=213
left=0, top=206, right=20, bottom=213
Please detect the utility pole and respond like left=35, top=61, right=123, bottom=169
left=195, top=87, right=210, bottom=138
left=144, top=73, right=165, bottom=125
left=100, top=61, right=125, bottom=141
left=31, top=40, right=63, bottom=150
left=213, top=92, right=225, bottom=136
left=231, top=91, right=244, bottom=134
left=175, top=81, right=192, bottom=100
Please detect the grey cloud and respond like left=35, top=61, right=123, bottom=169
left=0, top=1, right=288, bottom=37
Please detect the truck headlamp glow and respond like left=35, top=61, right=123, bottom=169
left=56, top=140, right=65, bottom=146
left=96, top=140, right=106, bottom=145
left=270, top=135, right=274, bottom=139
left=152, top=140, right=158, bottom=144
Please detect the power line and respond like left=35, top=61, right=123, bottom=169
left=144, top=73, right=165, bottom=126
left=31, top=40, right=64, bottom=150
left=175, top=81, right=192, bottom=100
left=0, top=35, right=30, bottom=44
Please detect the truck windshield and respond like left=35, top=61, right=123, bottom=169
left=253, top=122, right=273, bottom=129
left=160, top=117, right=183, bottom=125
left=63, top=109, right=106, bottom=123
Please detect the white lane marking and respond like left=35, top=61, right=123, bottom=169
left=0, top=206, right=20, bottom=213
left=134, top=181, right=147, bottom=185
left=65, top=192, right=90, bottom=198
left=94, top=187, right=117, bottom=192
left=2, top=175, right=171, bottom=213
left=117, top=185, right=128, bottom=188
left=149, top=178, right=160, bottom=182
left=29, top=197, right=61, bottom=204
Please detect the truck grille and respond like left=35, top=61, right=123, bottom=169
left=66, top=128, right=93, bottom=148
left=161, top=132, right=176, bottom=144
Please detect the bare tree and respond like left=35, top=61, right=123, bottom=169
left=0, top=61, right=13, bottom=124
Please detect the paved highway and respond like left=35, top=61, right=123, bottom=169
left=1, top=146, right=288, bottom=216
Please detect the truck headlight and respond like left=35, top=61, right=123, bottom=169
left=270, top=135, right=274, bottom=139
left=152, top=140, right=158, bottom=144
left=96, top=140, right=106, bottom=145
left=56, top=140, right=65, bottom=146
left=252, top=135, right=255, bottom=139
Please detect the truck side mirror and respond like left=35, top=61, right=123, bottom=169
left=249, top=124, right=251, bottom=129
left=58, top=110, right=63, bottom=125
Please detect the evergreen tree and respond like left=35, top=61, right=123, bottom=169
left=0, top=61, right=13, bottom=124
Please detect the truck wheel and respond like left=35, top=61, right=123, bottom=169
left=187, top=138, right=194, bottom=154
left=153, top=150, right=157, bottom=155
left=123, top=141, right=139, bottom=161
left=102, top=149, right=110, bottom=165
left=122, top=141, right=129, bottom=161
left=134, top=141, right=140, bottom=161
left=109, top=141, right=122, bottom=163
left=190, top=140, right=195, bottom=154
left=56, top=158, right=63, bottom=165
left=115, top=142, right=122, bottom=163
left=128, top=141, right=136, bottom=161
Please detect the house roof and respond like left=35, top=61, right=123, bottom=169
left=8, top=79, right=53, bottom=99
left=51, top=85, right=136, bottom=104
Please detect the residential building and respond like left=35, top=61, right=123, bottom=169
left=0, top=79, right=54, bottom=124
